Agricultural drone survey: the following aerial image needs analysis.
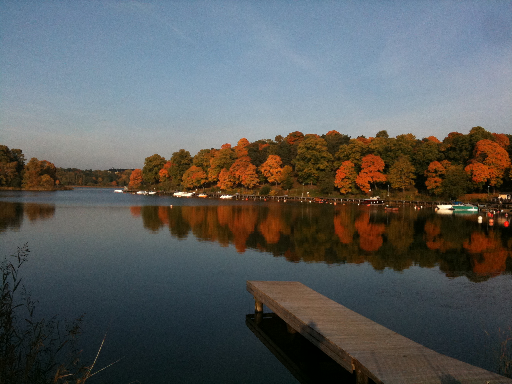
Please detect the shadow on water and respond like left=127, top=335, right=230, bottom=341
left=246, top=313, right=358, bottom=384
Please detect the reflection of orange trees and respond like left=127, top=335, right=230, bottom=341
left=334, top=210, right=354, bottom=245
left=259, top=211, right=290, bottom=245
left=355, top=213, right=385, bottom=252
left=424, top=220, right=453, bottom=252
left=158, top=206, right=169, bottom=225
left=24, top=204, right=55, bottom=222
left=229, top=206, right=259, bottom=253
left=464, top=232, right=509, bottom=277
left=130, top=206, right=142, bottom=217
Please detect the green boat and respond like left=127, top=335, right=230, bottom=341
left=451, top=203, right=478, bottom=212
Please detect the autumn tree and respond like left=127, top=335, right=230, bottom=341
left=425, top=160, right=450, bottom=196
left=217, top=168, right=234, bottom=190
left=208, top=146, right=235, bottom=183
left=294, top=134, right=333, bottom=185
left=470, top=139, right=510, bottom=188
left=334, top=161, right=356, bottom=194
left=259, top=155, right=283, bottom=185
left=142, top=154, right=166, bottom=186
left=279, top=165, right=294, bottom=190
left=0, top=145, right=25, bottom=188
left=356, top=154, right=386, bottom=194
left=182, top=165, right=207, bottom=189
left=387, top=156, right=416, bottom=192
left=22, top=158, right=58, bottom=190
left=229, top=156, right=259, bottom=189
left=193, top=149, right=215, bottom=173
left=129, top=169, right=143, bottom=189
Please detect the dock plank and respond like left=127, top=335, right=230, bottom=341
left=247, top=280, right=512, bottom=384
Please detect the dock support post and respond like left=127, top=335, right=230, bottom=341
left=352, top=363, right=369, bottom=384
left=254, top=298, right=263, bottom=312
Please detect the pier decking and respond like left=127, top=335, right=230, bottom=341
left=247, top=280, right=512, bottom=384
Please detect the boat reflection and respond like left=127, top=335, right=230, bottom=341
left=246, top=313, right=354, bottom=384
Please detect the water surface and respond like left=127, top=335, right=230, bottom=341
left=1, top=188, right=511, bottom=383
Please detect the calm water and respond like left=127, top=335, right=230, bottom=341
left=1, top=188, right=511, bottom=383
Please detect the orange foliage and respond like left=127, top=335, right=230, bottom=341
left=355, top=213, right=385, bottom=252
left=217, top=168, right=234, bottom=190
left=473, top=139, right=511, bottom=187
left=285, top=131, right=304, bottom=146
left=235, top=138, right=250, bottom=158
left=259, top=155, right=283, bottom=184
left=426, top=136, right=441, bottom=143
left=221, top=143, right=232, bottom=149
left=129, top=169, right=143, bottom=189
left=465, top=162, right=489, bottom=185
left=326, top=130, right=341, bottom=136
left=425, top=160, right=449, bottom=194
left=334, top=161, right=356, bottom=194
left=356, top=154, right=386, bottom=193
left=493, top=133, right=510, bottom=149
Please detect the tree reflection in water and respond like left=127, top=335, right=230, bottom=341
left=0, top=202, right=55, bottom=233
left=135, top=203, right=512, bottom=281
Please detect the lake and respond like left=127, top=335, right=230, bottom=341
left=1, top=188, right=511, bottom=383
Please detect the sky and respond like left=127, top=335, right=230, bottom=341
left=1, top=1, right=511, bottom=170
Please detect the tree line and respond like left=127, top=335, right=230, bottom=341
left=129, top=126, right=511, bottom=199
left=2, top=126, right=511, bottom=197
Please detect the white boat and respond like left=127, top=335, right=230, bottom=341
left=198, top=194, right=208, bottom=198
left=173, top=191, right=185, bottom=197
left=114, top=189, right=123, bottom=193
left=181, top=192, right=194, bottom=197
left=220, top=194, right=233, bottom=199
left=148, top=191, right=157, bottom=195
left=137, top=191, right=148, bottom=195
left=436, top=201, right=464, bottom=210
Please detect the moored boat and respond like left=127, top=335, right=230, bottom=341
left=220, top=194, right=233, bottom=199
left=361, top=196, right=385, bottom=205
left=451, top=203, right=478, bottom=212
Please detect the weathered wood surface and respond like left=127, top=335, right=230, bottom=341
left=247, top=280, right=512, bottom=384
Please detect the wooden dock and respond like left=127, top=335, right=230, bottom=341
left=247, top=281, right=512, bottom=384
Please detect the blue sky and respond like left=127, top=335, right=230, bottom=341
left=1, top=1, right=511, bottom=170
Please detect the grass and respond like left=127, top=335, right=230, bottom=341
left=0, top=244, right=121, bottom=384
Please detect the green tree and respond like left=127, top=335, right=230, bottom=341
left=208, top=147, right=235, bottom=183
left=168, top=149, right=192, bottom=186
left=336, top=139, right=370, bottom=168
left=388, top=156, right=416, bottom=192
left=294, top=135, right=333, bottom=185
left=142, top=154, right=166, bottom=186
left=321, top=130, right=350, bottom=156
left=442, top=165, right=470, bottom=199
left=0, top=146, right=25, bottom=188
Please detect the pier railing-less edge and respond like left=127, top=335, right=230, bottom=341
left=247, top=280, right=512, bottom=384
